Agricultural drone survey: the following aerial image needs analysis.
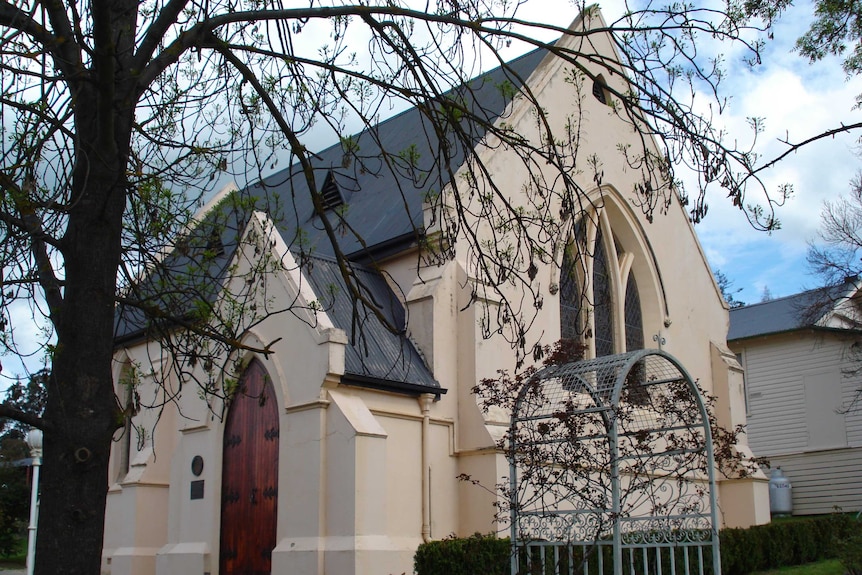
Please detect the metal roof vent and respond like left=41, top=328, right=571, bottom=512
left=592, top=76, right=608, bottom=105
left=319, top=171, right=344, bottom=211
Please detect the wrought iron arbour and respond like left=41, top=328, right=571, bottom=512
left=509, top=349, right=721, bottom=575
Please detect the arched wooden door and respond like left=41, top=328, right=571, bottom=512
left=219, top=359, right=279, bottom=575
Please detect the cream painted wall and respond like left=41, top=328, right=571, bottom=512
left=410, top=7, right=762, bottom=530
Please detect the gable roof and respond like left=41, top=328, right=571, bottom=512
left=728, top=280, right=860, bottom=342
left=115, top=46, right=552, bottom=392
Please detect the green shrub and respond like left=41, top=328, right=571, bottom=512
left=415, top=533, right=510, bottom=575
left=837, top=530, right=862, bottom=575
left=414, top=516, right=858, bottom=575
left=720, top=514, right=856, bottom=575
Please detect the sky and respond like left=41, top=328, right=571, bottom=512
left=515, top=0, right=862, bottom=305
left=689, top=3, right=862, bottom=304
left=2, top=0, right=860, bottom=381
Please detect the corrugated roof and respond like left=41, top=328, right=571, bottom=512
left=727, top=282, right=854, bottom=341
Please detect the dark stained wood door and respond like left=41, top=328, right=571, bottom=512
left=219, top=359, right=279, bottom=575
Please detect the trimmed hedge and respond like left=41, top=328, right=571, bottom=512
left=415, top=515, right=858, bottom=575
left=414, top=533, right=510, bottom=575
left=721, top=514, right=855, bottom=575
left=836, top=530, right=862, bottom=575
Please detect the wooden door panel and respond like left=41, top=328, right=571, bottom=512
left=220, top=359, right=279, bottom=575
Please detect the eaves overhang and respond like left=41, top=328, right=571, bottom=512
left=727, top=325, right=862, bottom=345
left=340, top=373, right=446, bottom=398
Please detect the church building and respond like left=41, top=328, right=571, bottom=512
left=103, top=9, right=768, bottom=575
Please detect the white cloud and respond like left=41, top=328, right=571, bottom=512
left=693, top=3, right=862, bottom=302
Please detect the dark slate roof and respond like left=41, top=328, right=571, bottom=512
left=115, top=193, right=251, bottom=345
left=253, top=46, right=548, bottom=261
left=727, top=282, right=856, bottom=341
left=302, top=255, right=439, bottom=392
left=115, top=47, right=550, bottom=392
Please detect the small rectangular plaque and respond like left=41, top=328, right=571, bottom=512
left=190, top=480, right=205, bottom=500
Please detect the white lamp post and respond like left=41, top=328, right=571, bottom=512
left=25, top=429, right=42, bottom=575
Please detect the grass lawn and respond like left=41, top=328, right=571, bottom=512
left=751, top=559, right=845, bottom=575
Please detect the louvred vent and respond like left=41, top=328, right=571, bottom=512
left=319, top=171, right=344, bottom=211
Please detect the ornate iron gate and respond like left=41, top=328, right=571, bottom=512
left=509, top=349, right=720, bottom=575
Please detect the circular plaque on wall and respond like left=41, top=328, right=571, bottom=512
left=191, top=455, right=204, bottom=476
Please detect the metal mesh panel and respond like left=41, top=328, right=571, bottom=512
left=510, top=350, right=720, bottom=575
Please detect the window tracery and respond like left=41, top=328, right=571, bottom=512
left=560, top=210, right=645, bottom=358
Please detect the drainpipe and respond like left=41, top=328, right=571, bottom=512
left=419, top=394, right=434, bottom=543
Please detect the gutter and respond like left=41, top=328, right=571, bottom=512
left=728, top=325, right=862, bottom=345
left=340, top=373, right=446, bottom=398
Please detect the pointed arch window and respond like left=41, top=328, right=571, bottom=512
left=624, top=271, right=644, bottom=352
left=560, top=212, right=645, bottom=358
left=592, top=226, right=615, bottom=357
left=114, top=363, right=135, bottom=482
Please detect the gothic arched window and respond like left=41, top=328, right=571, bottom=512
left=560, top=211, right=645, bottom=358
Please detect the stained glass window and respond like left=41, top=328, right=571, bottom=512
left=559, top=214, right=646, bottom=358
left=593, top=227, right=614, bottom=357
left=560, top=248, right=581, bottom=343
left=624, top=271, right=644, bottom=352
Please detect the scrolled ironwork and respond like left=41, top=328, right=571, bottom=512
left=510, top=349, right=721, bottom=575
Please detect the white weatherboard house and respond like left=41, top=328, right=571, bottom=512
left=103, top=10, right=769, bottom=575
left=728, top=282, right=862, bottom=516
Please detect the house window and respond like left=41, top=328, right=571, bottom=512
left=560, top=212, right=645, bottom=358
left=735, top=352, right=749, bottom=414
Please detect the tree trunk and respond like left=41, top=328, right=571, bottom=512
left=34, top=149, right=127, bottom=574
left=32, top=59, right=133, bottom=575
left=29, top=0, right=140, bottom=570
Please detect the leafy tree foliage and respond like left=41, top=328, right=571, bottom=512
left=0, top=447, right=29, bottom=558
left=0, top=0, right=834, bottom=572
left=0, top=370, right=48, bottom=438
left=744, top=0, right=862, bottom=80
left=797, top=0, right=862, bottom=78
